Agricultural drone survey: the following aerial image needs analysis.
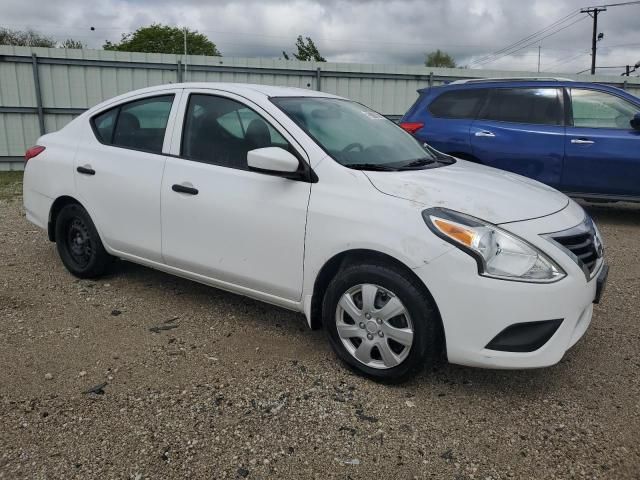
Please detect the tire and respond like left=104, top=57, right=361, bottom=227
left=54, top=203, right=112, bottom=278
left=322, top=262, right=442, bottom=383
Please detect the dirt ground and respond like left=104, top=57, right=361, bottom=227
left=1, top=173, right=639, bottom=479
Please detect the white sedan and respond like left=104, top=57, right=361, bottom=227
left=23, top=83, right=608, bottom=382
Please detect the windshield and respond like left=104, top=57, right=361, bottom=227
left=271, top=97, right=443, bottom=170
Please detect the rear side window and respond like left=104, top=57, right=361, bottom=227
left=480, top=88, right=563, bottom=125
left=91, top=95, right=174, bottom=154
left=428, top=89, right=487, bottom=119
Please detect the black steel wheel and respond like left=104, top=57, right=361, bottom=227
left=55, top=203, right=112, bottom=278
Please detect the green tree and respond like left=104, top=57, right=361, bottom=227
left=283, top=35, right=326, bottom=62
left=59, top=38, right=85, bottom=49
left=103, top=24, right=220, bottom=56
left=0, top=27, right=56, bottom=47
left=425, top=49, right=456, bottom=68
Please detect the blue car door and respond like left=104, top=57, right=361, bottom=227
left=562, top=87, right=640, bottom=198
left=414, top=89, right=488, bottom=157
left=469, top=87, right=565, bottom=188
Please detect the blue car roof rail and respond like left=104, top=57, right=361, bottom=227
left=448, top=77, right=575, bottom=85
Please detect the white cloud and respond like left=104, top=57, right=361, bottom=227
left=1, top=0, right=638, bottom=75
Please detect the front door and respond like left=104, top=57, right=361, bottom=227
left=562, top=87, right=640, bottom=197
left=161, top=92, right=311, bottom=301
left=470, top=87, right=566, bottom=188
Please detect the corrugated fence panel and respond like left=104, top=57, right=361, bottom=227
left=1, top=45, right=639, bottom=169
left=0, top=113, right=39, bottom=156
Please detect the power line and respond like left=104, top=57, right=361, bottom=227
left=580, top=0, right=640, bottom=74
left=467, top=10, right=581, bottom=67
left=543, top=51, right=589, bottom=71
left=585, top=1, right=640, bottom=6
left=472, top=16, right=588, bottom=67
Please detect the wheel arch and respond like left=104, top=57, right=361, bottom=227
left=48, top=195, right=86, bottom=242
left=309, top=249, right=445, bottom=351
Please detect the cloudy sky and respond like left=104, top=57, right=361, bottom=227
left=2, top=0, right=639, bottom=75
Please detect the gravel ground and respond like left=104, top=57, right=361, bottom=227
left=1, top=174, right=639, bottom=479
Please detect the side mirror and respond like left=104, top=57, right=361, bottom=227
left=631, top=113, right=640, bottom=131
left=247, top=147, right=300, bottom=174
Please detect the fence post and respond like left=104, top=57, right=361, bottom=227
left=428, top=72, right=433, bottom=88
left=31, top=53, right=45, bottom=135
left=316, top=67, right=322, bottom=91
left=177, top=60, right=183, bottom=83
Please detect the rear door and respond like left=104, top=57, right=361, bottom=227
left=75, top=90, right=181, bottom=262
left=418, top=88, right=487, bottom=156
left=470, top=87, right=565, bottom=188
left=562, top=87, right=640, bottom=197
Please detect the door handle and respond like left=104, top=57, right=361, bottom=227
left=76, top=166, right=96, bottom=175
left=474, top=130, right=495, bottom=137
left=571, top=138, right=594, bottom=145
left=172, top=184, right=199, bottom=195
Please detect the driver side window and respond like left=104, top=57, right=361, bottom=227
left=181, top=94, right=291, bottom=170
left=571, top=89, right=638, bottom=129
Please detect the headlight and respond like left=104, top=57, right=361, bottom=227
left=423, top=208, right=565, bottom=283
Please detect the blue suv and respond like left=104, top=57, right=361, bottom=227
left=400, top=78, right=640, bottom=202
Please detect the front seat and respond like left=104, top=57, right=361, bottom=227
left=113, top=112, right=140, bottom=147
left=245, top=118, right=272, bottom=150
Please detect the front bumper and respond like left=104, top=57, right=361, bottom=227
left=415, top=201, right=604, bottom=369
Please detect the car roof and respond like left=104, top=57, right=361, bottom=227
left=83, top=82, right=346, bottom=117
left=418, top=79, right=628, bottom=94
left=132, top=82, right=342, bottom=99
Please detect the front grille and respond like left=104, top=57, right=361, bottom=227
left=547, top=217, right=603, bottom=278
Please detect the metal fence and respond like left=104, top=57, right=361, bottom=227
left=1, top=45, right=639, bottom=170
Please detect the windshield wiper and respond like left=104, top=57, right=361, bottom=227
left=397, top=157, right=437, bottom=170
left=345, top=163, right=399, bottom=171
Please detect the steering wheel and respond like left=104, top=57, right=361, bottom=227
left=342, top=142, right=364, bottom=153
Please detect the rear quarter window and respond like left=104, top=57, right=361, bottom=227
left=93, top=108, right=117, bottom=143
left=428, top=89, right=487, bottom=119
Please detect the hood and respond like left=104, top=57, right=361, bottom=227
left=363, top=159, right=569, bottom=224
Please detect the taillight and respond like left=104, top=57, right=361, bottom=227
left=399, top=122, right=424, bottom=134
left=25, top=145, right=46, bottom=163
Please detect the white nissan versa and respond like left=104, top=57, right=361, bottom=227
left=23, top=83, right=608, bottom=381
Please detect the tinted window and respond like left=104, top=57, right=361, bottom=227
left=93, top=108, right=117, bottom=143
left=112, top=95, right=174, bottom=153
left=92, top=95, right=174, bottom=152
left=181, top=94, right=291, bottom=170
left=429, top=89, right=487, bottom=119
left=480, top=88, right=562, bottom=125
left=571, top=89, right=639, bottom=129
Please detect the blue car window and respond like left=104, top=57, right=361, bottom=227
left=480, top=88, right=563, bottom=126
left=428, top=90, right=487, bottom=119
left=571, top=89, right=639, bottom=129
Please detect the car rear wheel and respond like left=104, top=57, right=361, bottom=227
left=55, top=204, right=112, bottom=278
left=322, top=262, right=441, bottom=383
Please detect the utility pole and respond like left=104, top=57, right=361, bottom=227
left=537, top=45, right=541, bottom=73
left=183, top=27, right=188, bottom=79
left=581, top=6, right=606, bottom=75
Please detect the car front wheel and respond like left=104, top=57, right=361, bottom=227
left=322, top=262, right=442, bottom=383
